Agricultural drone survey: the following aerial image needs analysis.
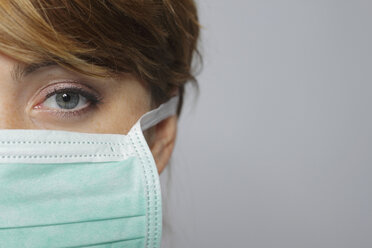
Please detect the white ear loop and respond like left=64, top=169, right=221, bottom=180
left=138, top=96, right=179, bottom=131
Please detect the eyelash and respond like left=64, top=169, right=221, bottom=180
left=40, top=85, right=103, bottom=118
left=45, top=87, right=101, bottom=105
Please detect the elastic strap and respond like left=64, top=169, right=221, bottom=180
left=138, top=96, right=179, bottom=131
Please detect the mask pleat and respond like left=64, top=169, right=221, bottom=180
left=64, top=237, right=145, bottom=248
left=0, top=158, right=147, bottom=247
left=0, top=215, right=146, bottom=247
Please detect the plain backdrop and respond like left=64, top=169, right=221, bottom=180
left=160, top=1, right=372, bottom=247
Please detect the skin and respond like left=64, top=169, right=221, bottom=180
left=0, top=52, right=177, bottom=173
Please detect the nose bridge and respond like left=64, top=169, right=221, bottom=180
left=0, top=89, right=25, bottom=130
left=0, top=108, right=25, bottom=130
left=0, top=53, right=28, bottom=129
left=0, top=113, right=24, bottom=129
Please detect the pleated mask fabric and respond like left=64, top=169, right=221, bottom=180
left=0, top=96, right=179, bottom=248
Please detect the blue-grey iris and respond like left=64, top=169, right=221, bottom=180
left=55, top=93, right=79, bottom=109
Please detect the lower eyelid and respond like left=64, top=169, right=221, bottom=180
left=53, top=107, right=92, bottom=118
left=33, top=103, right=95, bottom=121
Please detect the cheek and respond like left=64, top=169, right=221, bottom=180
left=89, top=76, right=152, bottom=135
left=70, top=87, right=151, bottom=135
left=85, top=96, right=145, bottom=135
left=86, top=110, right=136, bottom=134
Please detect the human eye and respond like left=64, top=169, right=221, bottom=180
left=32, top=82, right=103, bottom=118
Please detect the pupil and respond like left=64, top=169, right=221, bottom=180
left=62, top=93, right=71, bottom=102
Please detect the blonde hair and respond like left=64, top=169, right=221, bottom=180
left=0, top=0, right=201, bottom=113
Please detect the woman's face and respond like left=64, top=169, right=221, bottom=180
left=0, top=52, right=176, bottom=173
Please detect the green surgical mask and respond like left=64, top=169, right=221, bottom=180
left=0, top=96, right=179, bottom=248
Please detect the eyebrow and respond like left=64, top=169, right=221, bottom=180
left=11, top=60, right=58, bottom=82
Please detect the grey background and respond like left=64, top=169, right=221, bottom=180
left=160, top=1, right=372, bottom=247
